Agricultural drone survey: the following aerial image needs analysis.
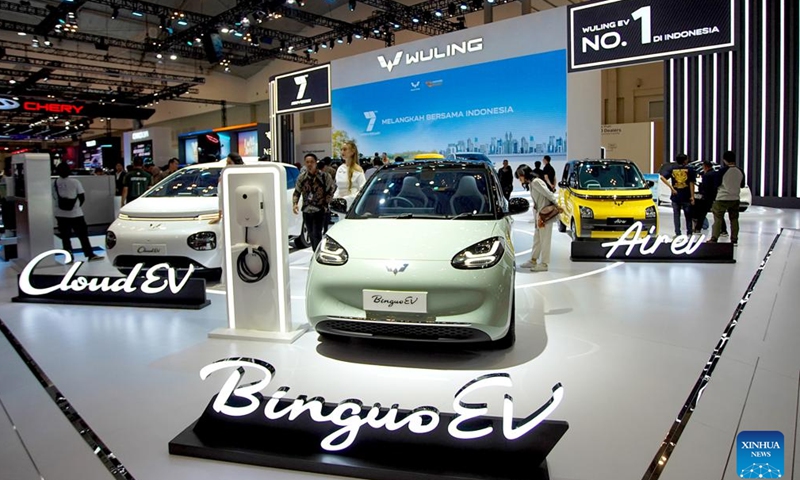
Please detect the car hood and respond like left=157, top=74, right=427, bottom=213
left=568, top=188, right=653, bottom=200
left=120, top=197, right=218, bottom=218
left=325, top=219, right=503, bottom=260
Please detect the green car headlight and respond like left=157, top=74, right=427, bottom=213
left=316, top=235, right=349, bottom=266
left=579, top=206, right=594, bottom=218
left=645, top=206, right=657, bottom=218
left=452, top=237, right=505, bottom=270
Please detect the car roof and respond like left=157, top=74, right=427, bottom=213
left=181, top=161, right=298, bottom=171
left=381, top=159, right=491, bottom=170
left=570, top=158, right=635, bottom=165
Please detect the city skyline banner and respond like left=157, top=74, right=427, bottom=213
left=331, top=49, right=567, bottom=160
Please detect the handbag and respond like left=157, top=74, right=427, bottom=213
left=54, top=180, right=78, bottom=211
left=537, top=204, right=562, bottom=228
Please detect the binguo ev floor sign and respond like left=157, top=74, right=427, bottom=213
left=170, top=358, right=570, bottom=480
left=568, top=0, right=735, bottom=72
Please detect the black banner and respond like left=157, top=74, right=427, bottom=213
left=571, top=240, right=735, bottom=262
left=568, top=0, right=735, bottom=72
left=0, top=96, right=155, bottom=120
left=274, top=64, right=331, bottom=115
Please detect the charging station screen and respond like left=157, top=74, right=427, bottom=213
left=331, top=49, right=567, bottom=165
left=218, top=133, right=231, bottom=159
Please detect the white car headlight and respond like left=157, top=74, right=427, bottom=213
left=105, top=230, right=116, bottom=249
left=579, top=206, right=594, bottom=219
left=316, top=235, right=349, bottom=266
left=451, top=237, right=505, bottom=270
left=645, top=206, right=657, bottom=219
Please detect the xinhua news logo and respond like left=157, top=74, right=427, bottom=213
left=737, top=431, right=783, bottom=478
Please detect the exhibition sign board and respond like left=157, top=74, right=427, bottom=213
left=568, top=0, right=736, bottom=72
left=13, top=250, right=210, bottom=309
left=274, top=64, right=331, bottom=115
left=0, top=96, right=155, bottom=119
left=571, top=222, right=735, bottom=262
left=170, top=357, right=569, bottom=480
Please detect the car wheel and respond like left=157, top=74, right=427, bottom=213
left=558, top=219, right=567, bottom=233
left=570, top=218, right=579, bottom=241
left=294, top=222, right=311, bottom=249
left=487, top=294, right=516, bottom=350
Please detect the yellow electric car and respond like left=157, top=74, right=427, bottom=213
left=557, top=159, right=658, bottom=240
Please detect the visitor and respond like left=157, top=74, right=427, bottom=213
left=293, top=153, right=336, bottom=251
left=660, top=153, right=695, bottom=236
left=53, top=162, right=102, bottom=261
left=334, top=141, right=366, bottom=208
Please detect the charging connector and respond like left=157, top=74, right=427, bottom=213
left=236, top=227, right=270, bottom=283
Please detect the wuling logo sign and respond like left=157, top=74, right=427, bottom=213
left=377, top=38, right=484, bottom=73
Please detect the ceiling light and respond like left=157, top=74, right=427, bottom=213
left=220, top=26, right=230, bottom=33
left=43, top=37, right=51, bottom=46
left=233, top=31, right=244, bottom=37
left=177, top=19, right=188, bottom=26
left=9, top=79, right=16, bottom=84
left=169, top=53, right=178, bottom=60
left=156, top=53, right=163, bottom=59
left=354, top=31, right=362, bottom=39
left=320, top=42, right=327, bottom=48
left=434, top=9, right=443, bottom=17
left=411, top=16, right=420, bottom=23
left=18, top=32, right=26, bottom=36
left=460, top=2, right=468, bottom=10
left=336, top=37, right=344, bottom=44
left=195, top=36, right=202, bottom=42
left=132, top=10, right=143, bottom=17
left=224, top=66, right=230, bottom=72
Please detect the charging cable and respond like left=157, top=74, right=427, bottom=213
left=237, top=227, right=270, bottom=283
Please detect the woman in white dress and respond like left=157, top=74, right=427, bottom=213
left=334, top=141, right=366, bottom=208
left=521, top=169, right=559, bottom=272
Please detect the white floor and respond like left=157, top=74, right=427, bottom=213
left=0, top=205, right=799, bottom=480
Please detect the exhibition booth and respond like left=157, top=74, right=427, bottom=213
left=1, top=2, right=799, bottom=480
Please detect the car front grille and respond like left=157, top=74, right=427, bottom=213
left=316, top=319, right=490, bottom=342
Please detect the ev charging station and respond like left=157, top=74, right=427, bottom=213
left=12, top=153, right=57, bottom=268
left=209, top=163, right=306, bottom=343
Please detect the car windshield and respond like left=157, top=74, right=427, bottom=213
left=351, top=164, right=497, bottom=219
left=577, top=163, right=646, bottom=189
left=144, top=167, right=221, bottom=198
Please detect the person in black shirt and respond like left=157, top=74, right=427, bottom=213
left=497, top=159, right=514, bottom=200
left=542, top=155, right=556, bottom=192
left=293, top=153, right=336, bottom=251
left=660, top=153, right=696, bottom=236
left=693, top=161, right=721, bottom=233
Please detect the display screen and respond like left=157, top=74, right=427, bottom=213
left=568, top=0, right=735, bottom=71
left=331, top=50, right=567, bottom=166
left=132, top=140, right=153, bottom=165
left=218, top=133, right=231, bottom=160
left=237, top=131, right=258, bottom=158
left=185, top=138, right=198, bottom=165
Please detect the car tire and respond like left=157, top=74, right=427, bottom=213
left=570, top=218, right=580, bottom=241
left=488, top=295, right=516, bottom=350
left=558, top=219, right=567, bottom=233
left=294, top=222, right=311, bottom=249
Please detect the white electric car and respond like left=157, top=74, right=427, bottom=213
left=106, top=161, right=307, bottom=278
left=305, top=160, right=530, bottom=348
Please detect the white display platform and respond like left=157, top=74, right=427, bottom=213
left=0, top=206, right=798, bottom=480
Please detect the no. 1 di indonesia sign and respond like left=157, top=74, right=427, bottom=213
left=170, top=357, right=570, bottom=480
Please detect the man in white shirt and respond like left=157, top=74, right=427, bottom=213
left=53, top=162, right=102, bottom=261
left=708, top=151, right=744, bottom=245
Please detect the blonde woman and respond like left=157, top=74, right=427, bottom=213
left=334, top=141, right=366, bottom=208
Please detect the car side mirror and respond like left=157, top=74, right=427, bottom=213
left=558, top=180, right=567, bottom=188
left=508, top=197, right=529, bottom=215
left=645, top=180, right=655, bottom=188
left=330, top=198, right=348, bottom=214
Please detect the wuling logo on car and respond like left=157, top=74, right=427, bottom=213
left=0, top=97, right=20, bottom=110
left=385, top=262, right=409, bottom=275
left=376, top=38, right=484, bottom=73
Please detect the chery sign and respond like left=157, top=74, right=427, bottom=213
left=23, top=101, right=85, bottom=114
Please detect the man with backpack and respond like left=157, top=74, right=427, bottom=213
left=53, top=162, right=102, bottom=261
left=708, top=151, right=744, bottom=245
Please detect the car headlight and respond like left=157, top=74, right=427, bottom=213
left=105, top=230, right=116, bottom=249
left=451, top=237, right=505, bottom=270
left=316, top=235, right=349, bottom=266
left=645, top=206, right=657, bottom=219
left=579, top=206, right=594, bottom=219
left=187, top=231, right=217, bottom=251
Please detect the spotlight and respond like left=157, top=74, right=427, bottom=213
left=306, top=46, right=313, bottom=53
left=220, top=26, right=230, bottom=33
left=434, top=9, right=443, bottom=17
left=8, top=79, right=16, bottom=84
left=169, top=53, right=178, bottom=60
left=156, top=53, right=163, bottom=59
left=354, top=31, right=362, bottom=39
left=195, top=36, right=202, bottom=43
left=320, top=42, right=327, bottom=49
left=348, top=0, right=356, bottom=11
left=111, top=7, right=119, bottom=19
left=17, top=32, right=26, bottom=36
left=224, top=66, right=230, bottom=72
left=336, top=36, right=344, bottom=44
left=411, top=16, right=419, bottom=23
left=132, top=10, right=143, bottom=17
left=43, top=37, right=51, bottom=46
left=32, top=36, right=39, bottom=47
left=373, top=27, right=381, bottom=34
left=177, top=19, right=188, bottom=26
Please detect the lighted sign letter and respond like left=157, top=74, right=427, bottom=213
left=502, top=383, right=564, bottom=440
left=199, top=358, right=276, bottom=417
left=448, top=373, right=512, bottom=440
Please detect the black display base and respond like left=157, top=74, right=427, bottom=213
left=14, top=273, right=210, bottom=309
left=170, top=394, right=569, bottom=480
left=11, top=296, right=210, bottom=310
left=571, top=240, right=735, bottom=263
